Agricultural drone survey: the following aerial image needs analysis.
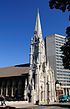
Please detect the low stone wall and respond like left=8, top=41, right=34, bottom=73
left=5, top=101, right=28, bottom=105
left=0, top=106, right=16, bottom=109
left=0, top=101, right=28, bottom=108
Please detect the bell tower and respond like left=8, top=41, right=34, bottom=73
left=29, top=10, right=47, bottom=104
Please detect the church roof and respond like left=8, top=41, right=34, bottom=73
left=0, top=64, right=30, bottom=78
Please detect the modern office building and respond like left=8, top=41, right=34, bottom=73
left=45, top=34, right=70, bottom=96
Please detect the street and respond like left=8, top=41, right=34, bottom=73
left=25, top=106, right=70, bottom=109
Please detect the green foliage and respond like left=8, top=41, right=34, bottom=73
left=55, top=80, right=59, bottom=84
left=66, top=26, right=70, bottom=39
left=55, top=80, right=62, bottom=85
left=49, top=0, right=70, bottom=12
left=61, top=27, right=70, bottom=69
left=49, top=0, right=70, bottom=69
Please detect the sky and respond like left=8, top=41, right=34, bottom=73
left=0, top=0, right=69, bottom=68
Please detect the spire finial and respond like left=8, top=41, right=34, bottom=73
left=34, top=9, right=42, bottom=39
left=37, top=8, right=39, bottom=14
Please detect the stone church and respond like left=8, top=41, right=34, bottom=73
left=0, top=11, right=55, bottom=104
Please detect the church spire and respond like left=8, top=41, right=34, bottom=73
left=34, top=9, right=42, bottom=40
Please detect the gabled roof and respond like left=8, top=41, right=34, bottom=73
left=0, top=64, right=30, bottom=77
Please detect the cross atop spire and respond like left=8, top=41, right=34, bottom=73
left=34, top=9, right=42, bottom=40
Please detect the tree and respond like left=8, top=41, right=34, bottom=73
left=49, top=0, right=70, bottom=69
left=61, top=27, right=70, bottom=69
left=49, top=0, right=70, bottom=12
left=55, top=80, right=61, bottom=85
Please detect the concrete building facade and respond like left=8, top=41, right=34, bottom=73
left=45, top=34, right=70, bottom=97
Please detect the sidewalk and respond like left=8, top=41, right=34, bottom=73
left=7, top=103, right=37, bottom=108
left=0, top=101, right=37, bottom=109
left=1, top=101, right=70, bottom=109
left=40, top=102, right=70, bottom=108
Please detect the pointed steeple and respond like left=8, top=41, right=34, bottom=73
left=34, top=9, right=42, bottom=39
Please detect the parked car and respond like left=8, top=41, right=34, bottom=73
left=59, top=95, right=68, bottom=102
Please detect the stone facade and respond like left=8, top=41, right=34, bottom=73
left=26, top=11, right=55, bottom=104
